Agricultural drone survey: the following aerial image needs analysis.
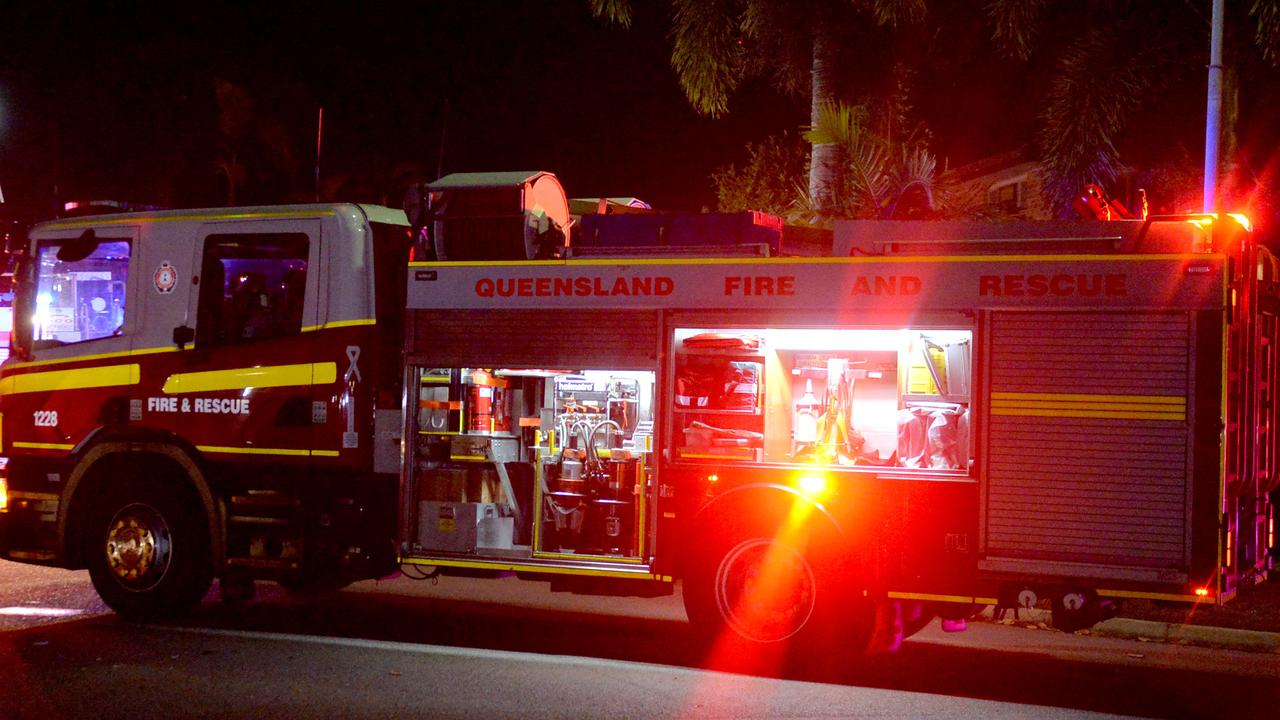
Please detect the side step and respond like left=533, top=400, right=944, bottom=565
left=224, top=490, right=303, bottom=573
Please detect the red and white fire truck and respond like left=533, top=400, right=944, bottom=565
left=0, top=171, right=1275, bottom=657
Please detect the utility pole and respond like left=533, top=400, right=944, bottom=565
left=315, top=106, right=324, bottom=202
left=1203, top=0, right=1224, bottom=213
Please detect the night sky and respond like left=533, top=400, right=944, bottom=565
left=0, top=3, right=1039, bottom=220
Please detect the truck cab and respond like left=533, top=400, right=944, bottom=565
left=0, top=204, right=412, bottom=613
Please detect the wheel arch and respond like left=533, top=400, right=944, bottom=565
left=686, top=482, right=853, bottom=573
left=59, top=430, right=221, bottom=570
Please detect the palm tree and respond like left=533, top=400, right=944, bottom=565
left=988, top=0, right=1280, bottom=216
left=589, top=1, right=926, bottom=210
left=800, top=100, right=938, bottom=220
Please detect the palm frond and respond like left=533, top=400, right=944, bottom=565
left=740, top=0, right=814, bottom=98
left=892, top=147, right=936, bottom=207
left=670, top=0, right=746, bottom=117
left=987, top=0, right=1049, bottom=62
left=858, top=0, right=927, bottom=27
left=1037, top=26, right=1150, bottom=214
left=588, top=0, right=634, bottom=28
left=803, top=101, right=869, bottom=147
left=1253, top=0, right=1280, bottom=64
left=845, top=133, right=893, bottom=213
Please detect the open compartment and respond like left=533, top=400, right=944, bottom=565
left=404, top=365, right=656, bottom=563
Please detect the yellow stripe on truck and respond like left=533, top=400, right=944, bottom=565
left=0, top=364, right=140, bottom=395
left=163, top=362, right=338, bottom=394
left=990, top=392, right=1186, bottom=422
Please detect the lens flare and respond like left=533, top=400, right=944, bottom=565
left=794, top=473, right=831, bottom=502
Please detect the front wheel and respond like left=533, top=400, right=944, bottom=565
left=85, top=478, right=214, bottom=619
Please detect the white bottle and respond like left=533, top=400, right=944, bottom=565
left=794, top=379, right=820, bottom=443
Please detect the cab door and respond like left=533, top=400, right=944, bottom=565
left=172, top=219, right=323, bottom=463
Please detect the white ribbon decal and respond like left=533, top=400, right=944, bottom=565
left=345, top=346, right=362, bottom=383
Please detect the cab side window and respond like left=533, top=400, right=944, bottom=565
left=31, top=238, right=130, bottom=346
left=196, top=233, right=309, bottom=348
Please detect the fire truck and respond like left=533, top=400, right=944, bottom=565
left=0, top=171, right=1275, bottom=658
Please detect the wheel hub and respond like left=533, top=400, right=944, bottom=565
left=715, top=538, right=816, bottom=643
left=105, top=503, right=172, bottom=591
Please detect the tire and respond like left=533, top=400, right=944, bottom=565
left=900, top=601, right=936, bottom=640
left=1050, top=589, right=1099, bottom=632
left=683, top=528, right=873, bottom=674
left=85, top=477, right=214, bottom=619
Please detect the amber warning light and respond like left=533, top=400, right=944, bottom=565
left=794, top=473, right=833, bottom=502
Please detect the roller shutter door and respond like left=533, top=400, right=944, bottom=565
left=408, top=309, right=660, bottom=369
left=985, top=311, right=1191, bottom=570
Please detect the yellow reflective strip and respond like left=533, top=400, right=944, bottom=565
left=9, top=491, right=60, bottom=501
left=301, top=318, right=376, bottom=332
left=163, top=362, right=337, bottom=394
left=410, top=253, right=1216, bottom=268
left=532, top=551, right=645, bottom=564
left=195, top=445, right=340, bottom=458
left=4, top=345, right=177, bottom=370
left=196, top=445, right=311, bottom=457
left=0, top=364, right=139, bottom=395
left=6, top=550, right=56, bottom=561
left=1096, top=589, right=1206, bottom=603
left=39, top=209, right=337, bottom=230
left=12, top=442, right=76, bottom=451
left=887, top=591, right=987, bottom=604
left=990, top=392, right=1187, bottom=421
left=397, top=556, right=658, bottom=580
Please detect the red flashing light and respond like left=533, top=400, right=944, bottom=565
left=1195, top=587, right=1211, bottom=598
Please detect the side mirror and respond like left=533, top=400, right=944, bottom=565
left=172, top=324, right=195, bottom=349
left=56, top=229, right=101, bottom=263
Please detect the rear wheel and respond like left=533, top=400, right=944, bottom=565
left=85, top=477, right=213, bottom=619
left=1050, top=589, right=1100, bottom=632
left=711, top=537, right=817, bottom=643
left=683, top=528, right=873, bottom=674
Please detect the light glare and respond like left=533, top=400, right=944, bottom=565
left=795, top=473, right=830, bottom=501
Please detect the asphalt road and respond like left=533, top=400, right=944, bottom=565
left=2, top=560, right=1279, bottom=719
